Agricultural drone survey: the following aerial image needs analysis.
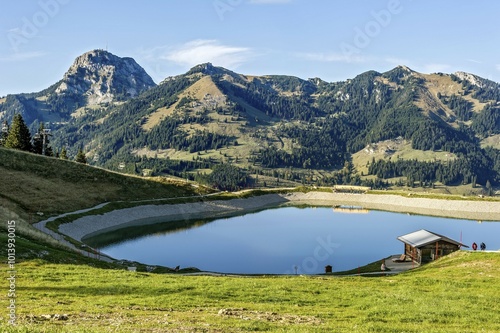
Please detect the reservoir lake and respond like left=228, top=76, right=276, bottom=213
left=90, top=207, right=500, bottom=274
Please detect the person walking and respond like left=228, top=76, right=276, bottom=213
left=381, top=259, right=386, bottom=271
left=472, top=242, right=477, bottom=251
left=480, top=242, right=486, bottom=251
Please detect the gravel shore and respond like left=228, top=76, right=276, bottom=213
left=58, top=192, right=500, bottom=242
left=285, top=192, right=500, bottom=221
left=59, top=194, right=288, bottom=242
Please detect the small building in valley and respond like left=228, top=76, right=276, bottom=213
left=332, top=185, right=371, bottom=193
left=397, top=229, right=467, bottom=264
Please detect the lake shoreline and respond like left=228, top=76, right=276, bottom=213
left=58, top=192, right=500, bottom=243
left=285, top=192, right=500, bottom=221
left=60, top=194, right=289, bottom=242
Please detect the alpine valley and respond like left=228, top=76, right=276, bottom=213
left=1, top=49, right=499, bottom=191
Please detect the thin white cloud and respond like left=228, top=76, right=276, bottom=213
left=0, top=51, right=47, bottom=62
left=297, top=52, right=367, bottom=64
left=248, top=0, right=292, bottom=4
left=467, top=59, right=482, bottom=64
left=164, top=40, right=252, bottom=69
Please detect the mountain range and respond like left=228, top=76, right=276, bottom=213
left=1, top=49, right=499, bottom=188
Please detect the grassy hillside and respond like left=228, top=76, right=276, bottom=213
left=1, top=251, right=498, bottom=332
left=481, top=134, right=500, bottom=149
left=352, top=137, right=458, bottom=175
left=0, top=147, right=206, bottom=223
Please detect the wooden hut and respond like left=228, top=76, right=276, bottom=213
left=397, top=229, right=467, bottom=264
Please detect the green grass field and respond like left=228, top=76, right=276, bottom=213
left=2, top=147, right=500, bottom=332
left=1, top=251, right=499, bottom=332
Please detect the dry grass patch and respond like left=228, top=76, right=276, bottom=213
left=352, top=138, right=457, bottom=175
left=143, top=75, right=226, bottom=131
left=0, top=148, right=201, bottom=221
left=481, top=134, right=500, bottom=149
left=421, top=73, right=487, bottom=113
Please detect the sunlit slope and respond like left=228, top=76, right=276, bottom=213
left=0, top=147, right=202, bottom=221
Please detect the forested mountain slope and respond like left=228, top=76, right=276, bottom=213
left=1, top=51, right=499, bottom=188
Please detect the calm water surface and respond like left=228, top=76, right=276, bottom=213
left=96, top=207, right=500, bottom=274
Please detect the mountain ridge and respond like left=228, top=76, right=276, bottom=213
left=1, top=50, right=499, bottom=189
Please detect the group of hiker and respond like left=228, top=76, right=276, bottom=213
left=471, top=242, right=486, bottom=251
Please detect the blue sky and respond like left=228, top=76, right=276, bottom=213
left=1, top=0, right=500, bottom=96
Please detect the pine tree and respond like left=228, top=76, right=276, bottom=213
left=60, top=147, right=68, bottom=160
left=4, top=114, right=32, bottom=151
left=75, top=148, right=87, bottom=164
left=33, top=124, right=44, bottom=155
left=45, top=145, right=54, bottom=157
left=0, top=120, right=9, bottom=146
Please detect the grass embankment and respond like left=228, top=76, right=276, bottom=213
left=0, top=148, right=208, bottom=223
left=0, top=231, right=199, bottom=274
left=0, top=251, right=498, bottom=332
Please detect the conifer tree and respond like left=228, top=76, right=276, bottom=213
left=75, top=148, right=87, bottom=164
left=32, top=130, right=43, bottom=155
left=4, top=114, right=32, bottom=151
left=60, top=147, right=68, bottom=160
left=0, top=120, right=9, bottom=146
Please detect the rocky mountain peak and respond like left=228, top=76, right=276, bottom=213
left=396, top=65, right=414, bottom=73
left=187, top=62, right=233, bottom=77
left=55, top=49, right=156, bottom=105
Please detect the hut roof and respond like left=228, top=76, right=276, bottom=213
left=397, top=229, right=468, bottom=248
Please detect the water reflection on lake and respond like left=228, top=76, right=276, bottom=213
left=95, top=207, right=500, bottom=274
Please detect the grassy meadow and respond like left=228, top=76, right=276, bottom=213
left=1, top=147, right=500, bottom=332
left=0, top=148, right=207, bottom=223
left=0, top=251, right=499, bottom=332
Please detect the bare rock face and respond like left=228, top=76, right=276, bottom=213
left=55, top=49, right=155, bottom=105
left=454, top=71, right=486, bottom=88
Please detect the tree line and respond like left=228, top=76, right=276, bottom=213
left=0, top=114, right=86, bottom=163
